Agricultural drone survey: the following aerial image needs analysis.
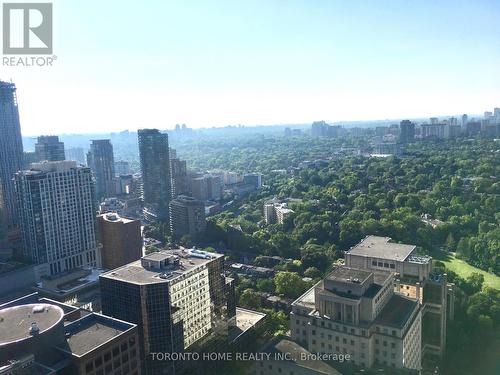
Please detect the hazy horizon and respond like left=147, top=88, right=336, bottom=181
left=3, top=0, right=499, bottom=135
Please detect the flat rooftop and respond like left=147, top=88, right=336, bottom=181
left=347, top=236, right=416, bottom=261
left=229, top=307, right=266, bottom=343
left=0, top=304, right=64, bottom=346
left=101, top=248, right=222, bottom=285
left=293, top=283, right=319, bottom=308
left=326, top=266, right=372, bottom=284
left=262, top=336, right=341, bottom=375
left=375, top=294, right=418, bottom=329
left=98, top=213, right=136, bottom=224
left=61, top=314, right=135, bottom=357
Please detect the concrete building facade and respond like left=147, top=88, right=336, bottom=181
left=291, top=265, right=422, bottom=371
left=14, top=161, right=101, bottom=277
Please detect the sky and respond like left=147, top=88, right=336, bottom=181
left=1, top=0, right=500, bottom=135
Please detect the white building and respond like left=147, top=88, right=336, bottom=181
left=15, top=160, right=101, bottom=277
left=264, top=202, right=294, bottom=225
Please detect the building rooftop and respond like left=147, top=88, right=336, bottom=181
left=262, top=336, right=341, bottom=375
left=375, top=294, right=418, bottom=329
left=0, top=304, right=64, bottom=346
left=347, top=236, right=416, bottom=262
left=326, top=267, right=372, bottom=284
left=101, top=248, right=223, bottom=285
left=59, top=313, right=136, bottom=357
left=33, top=268, right=104, bottom=298
left=99, top=213, right=136, bottom=224
left=229, top=307, right=266, bottom=343
left=292, top=283, right=319, bottom=308
left=26, top=160, right=79, bottom=173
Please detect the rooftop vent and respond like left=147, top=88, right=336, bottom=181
left=29, top=322, right=40, bottom=335
left=32, top=305, right=45, bottom=314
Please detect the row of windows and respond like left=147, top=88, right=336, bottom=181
left=372, top=260, right=396, bottom=269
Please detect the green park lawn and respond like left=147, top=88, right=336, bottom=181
left=431, top=250, right=500, bottom=290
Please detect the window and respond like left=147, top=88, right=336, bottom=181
left=390, top=264, right=395, bottom=269
left=85, top=362, right=93, bottom=373
left=391, top=343, right=396, bottom=349
left=392, top=330, right=396, bottom=336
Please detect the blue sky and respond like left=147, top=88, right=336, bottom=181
left=3, top=0, right=500, bottom=135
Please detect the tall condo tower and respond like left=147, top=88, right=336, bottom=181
left=0, top=81, right=24, bottom=229
left=87, top=139, right=116, bottom=200
left=138, top=129, right=172, bottom=221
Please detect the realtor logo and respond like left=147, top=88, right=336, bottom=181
left=3, top=3, right=52, bottom=54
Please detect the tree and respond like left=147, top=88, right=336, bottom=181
left=256, top=278, right=276, bottom=293
left=274, top=272, right=307, bottom=299
left=464, top=273, right=485, bottom=295
left=239, top=289, right=261, bottom=309
left=304, top=267, right=322, bottom=279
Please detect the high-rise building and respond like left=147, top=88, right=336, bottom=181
left=66, top=147, right=86, bottom=165
left=461, top=114, right=468, bottom=131
left=96, top=213, right=143, bottom=269
left=0, top=293, right=142, bottom=374
left=138, top=129, right=171, bottom=221
left=100, top=248, right=232, bottom=375
left=399, top=120, right=415, bottom=144
left=190, top=176, right=208, bottom=200
left=14, top=161, right=101, bottom=276
left=243, top=173, right=262, bottom=189
left=206, top=174, right=222, bottom=200
left=115, top=160, right=131, bottom=176
left=35, top=135, right=65, bottom=161
left=170, top=158, right=188, bottom=197
left=0, top=81, right=24, bottom=229
left=87, top=140, right=116, bottom=200
left=169, top=195, right=206, bottom=240
left=494, top=108, right=500, bottom=124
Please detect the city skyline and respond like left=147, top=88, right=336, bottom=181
left=2, top=0, right=499, bottom=135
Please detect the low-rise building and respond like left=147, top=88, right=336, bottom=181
left=291, top=265, right=422, bottom=371
left=345, top=236, right=454, bottom=359
left=0, top=293, right=141, bottom=374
